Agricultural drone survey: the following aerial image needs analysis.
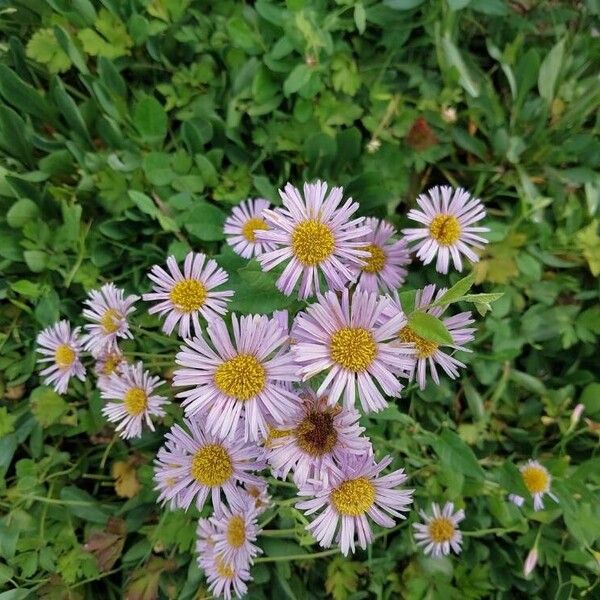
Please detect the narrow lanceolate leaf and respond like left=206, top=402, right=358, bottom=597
left=431, top=272, right=476, bottom=306
left=407, top=311, right=453, bottom=345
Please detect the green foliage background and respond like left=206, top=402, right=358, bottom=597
left=0, top=0, right=599, bottom=598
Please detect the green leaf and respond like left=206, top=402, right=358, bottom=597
left=430, top=429, right=485, bottom=481
left=77, top=9, right=133, bottom=59
left=26, top=28, right=72, bottom=73
left=6, top=198, right=38, bottom=228
left=0, top=106, right=33, bottom=166
left=432, top=272, right=475, bottom=306
left=0, top=65, right=55, bottom=122
left=354, top=3, right=366, bottom=34
left=283, top=64, right=312, bottom=96
left=29, top=386, right=69, bottom=427
left=0, top=407, right=16, bottom=437
left=50, top=76, right=92, bottom=146
left=580, top=383, right=600, bottom=417
left=183, top=201, right=226, bottom=241
left=538, top=38, right=565, bottom=103
left=133, top=95, right=168, bottom=144
left=129, top=190, right=158, bottom=218
left=60, top=486, right=110, bottom=524
left=441, top=34, right=480, bottom=97
left=407, top=311, right=453, bottom=345
left=24, top=250, right=49, bottom=273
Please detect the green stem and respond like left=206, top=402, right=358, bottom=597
left=462, top=526, right=521, bottom=537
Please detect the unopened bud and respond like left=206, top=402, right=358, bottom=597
left=523, top=547, right=538, bottom=577
left=441, top=106, right=457, bottom=124
left=571, top=403, right=584, bottom=426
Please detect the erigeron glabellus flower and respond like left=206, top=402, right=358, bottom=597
left=354, top=217, right=410, bottom=293
left=198, top=546, right=251, bottom=600
left=143, top=251, right=234, bottom=338
left=402, top=186, right=489, bottom=274
left=391, top=284, right=475, bottom=390
left=36, top=320, right=86, bottom=394
left=153, top=418, right=264, bottom=514
left=224, top=198, right=276, bottom=258
left=82, top=282, right=139, bottom=355
left=173, top=313, right=300, bottom=442
left=266, top=389, right=371, bottom=486
left=292, top=288, right=414, bottom=413
left=509, top=460, right=558, bottom=511
left=413, top=501, right=465, bottom=557
left=101, top=361, right=169, bottom=439
left=255, top=181, right=372, bottom=298
left=208, top=498, right=262, bottom=568
left=296, top=454, right=413, bottom=556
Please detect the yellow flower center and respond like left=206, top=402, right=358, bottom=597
left=330, top=327, right=377, bottom=372
left=123, top=387, right=148, bottom=416
left=242, top=217, right=268, bottom=242
left=429, top=214, right=461, bottom=246
left=169, top=279, right=207, bottom=313
left=291, top=219, right=335, bottom=266
left=226, top=515, right=247, bottom=548
left=191, top=444, right=233, bottom=486
left=55, top=344, right=76, bottom=369
left=214, top=354, right=266, bottom=401
left=100, top=308, right=122, bottom=334
left=215, top=554, right=234, bottom=579
left=428, top=517, right=455, bottom=543
left=296, top=409, right=338, bottom=456
left=521, top=465, right=549, bottom=494
left=102, top=353, right=122, bottom=376
left=330, top=477, right=376, bottom=516
left=361, top=244, right=386, bottom=273
left=398, top=325, right=438, bottom=359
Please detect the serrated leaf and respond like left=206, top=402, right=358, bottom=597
left=30, top=386, right=68, bottom=427
left=407, top=311, right=453, bottom=345
left=77, top=9, right=133, bottom=59
left=26, top=28, right=72, bottom=73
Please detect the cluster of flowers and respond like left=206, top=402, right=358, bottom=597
left=36, top=183, right=557, bottom=598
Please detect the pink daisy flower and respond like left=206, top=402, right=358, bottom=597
left=94, top=347, right=127, bottom=391
left=143, top=251, right=234, bottom=338
left=101, top=362, right=169, bottom=439
left=266, top=389, right=372, bottom=486
left=296, top=454, right=413, bottom=556
left=208, top=498, right=262, bottom=568
left=509, top=460, right=558, bottom=511
left=291, top=288, right=414, bottom=413
left=355, top=217, right=410, bottom=293
left=173, top=314, right=300, bottom=442
left=390, top=284, right=475, bottom=390
left=413, top=501, right=465, bottom=557
left=153, top=418, right=264, bottom=514
left=198, top=546, right=251, bottom=600
left=82, top=283, right=138, bottom=355
left=224, top=198, right=276, bottom=258
left=402, top=186, right=489, bottom=273
left=255, top=181, right=371, bottom=298
left=36, top=320, right=86, bottom=394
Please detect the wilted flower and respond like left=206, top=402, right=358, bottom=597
left=36, top=320, right=86, bottom=394
left=402, top=186, right=489, bottom=273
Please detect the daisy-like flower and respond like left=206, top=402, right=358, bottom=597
left=82, top=283, right=138, bottom=355
left=224, top=198, right=276, bottom=258
left=413, top=501, right=465, bottom=557
left=101, top=362, right=169, bottom=439
left=354, top=217, right=410, bottom=293
left=509, top=460, right=558, bottom=511
left=173, top=313, right=301, bottom=442
left=143, top=252, right=234, bottom=338
left=402, top=186, right=489, bottom=273
left=153, top=418, right=264, bottom=514
left=94, top=347, right=127, bottom=391
left=255, top=181, right=371, bottom=299
left=266, top=389, right=372, bottom=486
left=36, top=320, right=86, bottom=394
left=292, top=288, right=414, bottom=413
left=391, top=284, right=475, bottom=390
left=198, top=548, right=251, bottom=600
left=296, top=454, right=413, bottom=556
left=209, top=498, right=262, bottom=568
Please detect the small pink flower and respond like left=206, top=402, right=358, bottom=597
left=224, top=198, right=276, bottom=258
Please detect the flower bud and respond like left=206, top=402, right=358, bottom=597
left=523, top=547, right=538, bottom=577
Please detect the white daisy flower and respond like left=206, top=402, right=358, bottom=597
left=509, top=460, right=558, bottom=511
left=413, top=501, right=465, bottom=557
